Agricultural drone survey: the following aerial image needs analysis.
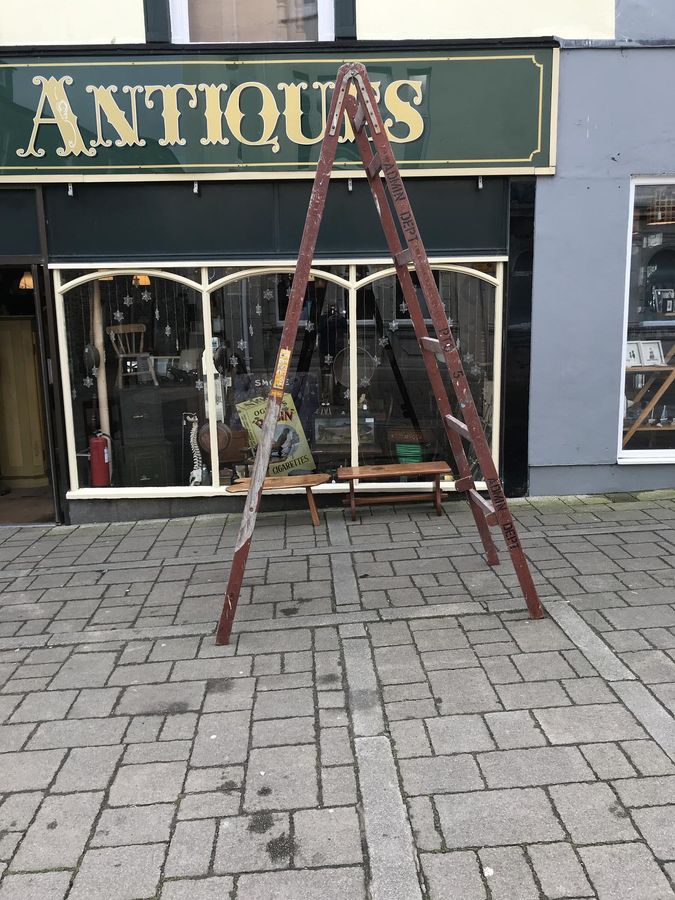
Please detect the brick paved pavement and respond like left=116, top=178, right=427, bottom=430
left=0, top=490, right=674, bottom=898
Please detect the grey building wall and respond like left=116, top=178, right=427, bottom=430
left=616, top=0, right=675, bottom=42
left=529, top=47, right=675, bottom=495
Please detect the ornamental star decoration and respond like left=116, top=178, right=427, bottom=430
left=263, top=289, right=274, bottom=301
left=388, top=320, right=399, bottom=332
left=113, top=310, right=124, bottom=323
left=237, top=339, right=248, bottom=351
left=141, top=290, right=152, bottom=302
left=122, top=294, right=133, bottom=307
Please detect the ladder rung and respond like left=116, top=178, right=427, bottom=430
left=454, top=476, right=474, bottom=492
left=420, top=336, right=440, bottom=354
left=468, top=489, right=497, bottom=525
left=366, top=153, right=382, bottom=178
left=445, top=414, right=470, bottom=441
left=353, top=103, right=367, bottom=132
left=393, top=248, right=412, bottom=267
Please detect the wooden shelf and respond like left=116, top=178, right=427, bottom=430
left=626, top=365, right=674, bottom=373
left=623, top=423, right=675, bottom=432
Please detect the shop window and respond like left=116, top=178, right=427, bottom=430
left=62, top=272, right=211, bottom=489
left=209, top=269, right=350, bottom=482
left=353, top=269, right=496, bottom=475
left=621, top=184, right=675, bottom=458
left=172, top=0, right=333, bottom=42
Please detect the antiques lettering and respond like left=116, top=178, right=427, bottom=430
left=17, top=75, right=426, bottom=159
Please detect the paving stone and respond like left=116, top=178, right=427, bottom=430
left=0, top=792, right=43, bottom=831
left=613, top=775, right=675, bottom=807
left=632, top=806, right=675, bottom=860
left=603, top=606, right=675, bottom=630
left=203, top=676, right=255, bottom=712
left=109, top=760, right=187, bottom=806
left=527, top=842, right=594, bottom=898
left=496, top=681, right=571, bottom=709
left=321, top=765, right=358, bottom=806
left=0, top=872, right=71, bottom=900
left=426, top=714, right=494, bottom=754
left=622, top=650, right=675, bottom=683
left=534, top=704, right=647, bottom=744
left=621, top=739, right=675, bottom=775
left=579, top=842, right=675, bottom=899
left=244, top=744, right=317, bottom=811
left=320, top=726, right=353, bottom=766
left=506, top=619, right=574, bottom=652
left=435, top=788, right=564, bottom=848
left=428, top=668, right=500, bottom=714
left=421, top=851, right=485, bottom=899
left=512, top=651, right=577, bottom=681
left=479, top=746, right=595, bottom=788
left=373, top=644, right=426, bottom=684
left=27, top=716, right=128, bottom=749
left=92, top=802, right=174, bottom=847
left=407, top=796, right=442, bottom=851
left=10, top=791, right=103, bottom=871
left=171, top=657, right=252, bottom=681
left=251, top=716, right=314, bottom=748
left=252, top=687, right=313, bottom=720
left=162, top=712, right=198, bottom=742
left=0, top=748, right=65, bottom=792
left=191, top=711, right=250, bottom=766
left=389, top=719, right=432, bottom=758
left=214, top=812, right=289, bottom=873
left=165, top=819, right=216, bottom=876
left=581, top=742, right=637, bottom=780
left=237, top=630, right=311, bottom=654
left=399, top=754, right=483, bottom=795
left=483, top=710, right=546, bottom=749
left=550, top=782, right=637, bottom=843
left=160, top=876, right=234, bottom=899
left=10, top=689, right=77, bottom=722
left=236, top=869, right=366, bottom=900
left=294, top=806, right=362, bottom=867
left=69, top=688, right=120, bottom=718
left=50, top=651, right=116, bottom=688
left=116, top=681, right=205, bottom=716
left=478, top=846, right=539, bottom=899
left=69, top=844, right=167, bottom=900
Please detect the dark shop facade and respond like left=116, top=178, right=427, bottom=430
left=0, top=41, right=558, bottom=523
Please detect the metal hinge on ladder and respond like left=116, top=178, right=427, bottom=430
left=215, top=61, right=545, bottom=645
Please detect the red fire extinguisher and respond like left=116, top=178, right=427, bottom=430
left=89, top=432, right=111, bottom=487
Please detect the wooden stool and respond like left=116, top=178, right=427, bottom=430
left=337, top=461, right=452, bottom=520
left=226, top=474, right=330, bottom=526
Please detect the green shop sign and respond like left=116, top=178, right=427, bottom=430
left=0, top=49, right=557, bottom=181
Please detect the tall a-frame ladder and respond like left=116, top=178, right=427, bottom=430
left=215, top=62, right=544, bottom=645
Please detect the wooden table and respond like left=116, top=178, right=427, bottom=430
left=226, top=474, right=330, bottom=526
left=337, top=461, right=452, bottom=520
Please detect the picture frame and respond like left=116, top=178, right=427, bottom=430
left=639, top=340, right=665, bottom=366
left=625, top=342, right=641, bottom=367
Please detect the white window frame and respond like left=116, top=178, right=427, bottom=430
left=169, top=0, right=334, bottom=44
left=617, top=177, right=675, bottom=465
left=52, top=256, right=505, bottom=499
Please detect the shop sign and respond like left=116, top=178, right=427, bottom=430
left=0, top=49, right=557, bottom=180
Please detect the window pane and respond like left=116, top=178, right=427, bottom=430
left=353, top=270, right=495, bottom=477
left=64, top=274, right=211, bottom=488
left=623, top=185, right=675, bottom=453
left=189, top=0, right=318, bottom=42
left=210, top=270, right=349, bottom=483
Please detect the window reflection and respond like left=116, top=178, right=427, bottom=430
left=188, top=0, right=318, bottom=42
left=623, top=185, right=675, bottom=453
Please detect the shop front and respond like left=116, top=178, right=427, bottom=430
left=0, top=43, right=558, bottom=522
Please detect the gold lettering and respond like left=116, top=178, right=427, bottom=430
left=197, top=83, right=229, bottom=146
left=17, top=75, right=94, bottom=158
left=144, top=84, right=198, bottom=146
left=225, top=82, right=280, bottom=153
left=383, top=80, right=424, bottom=144
left=278, top=81, right=325, bottom=146
left=86, top=84, right=145, bottom=148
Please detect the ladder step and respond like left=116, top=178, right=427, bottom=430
left=353, top=102, right=367, bottom=132
left=420, top=336, right=441, bottom=354
left=366, top=153, right=382, bottom=178
left=393, top=248, right=412, bottom=267
left=445, top=414, right=471, bottom=441
left=468, top=489, right=497, bottom=525
left=453, top=476, right=474, bottom=492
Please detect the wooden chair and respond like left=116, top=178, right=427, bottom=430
left=106, top=324, right=158, bottom=389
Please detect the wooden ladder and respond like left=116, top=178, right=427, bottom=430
left=215, top=62, right=544, bottom=644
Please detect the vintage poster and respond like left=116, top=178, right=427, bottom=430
left=236, top=394, right=315, bottom=477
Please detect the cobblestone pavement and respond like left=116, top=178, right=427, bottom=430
left=0, top=490, right=675, bottom=898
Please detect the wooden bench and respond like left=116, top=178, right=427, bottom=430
left=337, top=461, right=453, bottom=520
left=226, top=474, right=330, bottom=526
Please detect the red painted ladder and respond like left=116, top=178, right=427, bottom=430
left=216, top=62, right=544, bottom=644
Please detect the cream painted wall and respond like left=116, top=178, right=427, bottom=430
left=356, top=0, right=616, bottom=40
left=0, top=0, right=146, bottom=45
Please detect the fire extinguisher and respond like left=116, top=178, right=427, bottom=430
left=89, top=432, right=111, bottom=487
